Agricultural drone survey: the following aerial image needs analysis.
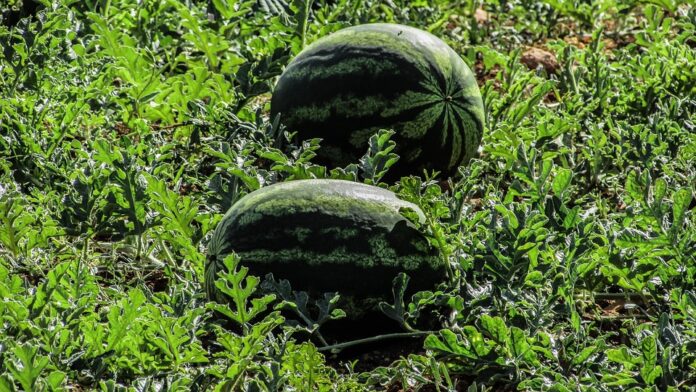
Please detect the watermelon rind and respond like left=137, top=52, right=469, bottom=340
left=205, top=179, right=444, bottom=307
left=271, top=23, right=485, bottom=179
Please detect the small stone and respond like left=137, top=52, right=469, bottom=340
left=474, top=8, right=489, bottom=24
left=520, top=47, right=559, bottom=74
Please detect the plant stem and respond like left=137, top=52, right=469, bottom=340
left=151, top=121, right=195, bottom=130
left=317, top=331, right=436, bottom=353
left=580, top=292, right=652, bottom=301
left=158, top=238, right=176, bottom=264
left=295, top=0, right=314, bottom=49
left=288, top=306, right=330, bottom=347
left=77, top=236, right=89, bottom=298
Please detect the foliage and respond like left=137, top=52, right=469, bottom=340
left=0, top=0, right=694, bottom=390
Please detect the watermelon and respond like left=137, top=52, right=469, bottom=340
left=271, top=23, right=484, bottom=179
left=205, top=179, right=444, bottom=311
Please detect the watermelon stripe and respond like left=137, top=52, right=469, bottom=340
left=282, top=56, right=401, bottom=81
left=287, top=99, right=451, bottom=147
left=286, top=94, right=390, bottom=123
left=443, top=107, right=456, bottom=168
left=381, top=90, right=441, bottom=116
left=449, top=107, right=468, bottom=169
left=455, top=109, right=481, bottom=168
left=426, top=61, right=449, bottom=97
left=279, top=64, right=431, bottom=106
left=438, top=105, right=450, bottom=147
left=400, top=103, right=445, bottom=139
left=452, top=99, right=485, bottom=135
left=286, top=45, right=423, bottom=78
left=235, top=245, right=433, bottom=270
left=420, top=75, right=445, bottom=96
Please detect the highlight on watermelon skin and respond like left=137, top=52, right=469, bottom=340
left=271, top=23, right=485, bottom=180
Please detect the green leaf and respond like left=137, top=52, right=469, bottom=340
left=552, top=167, right=572, bottom=197
left=290, top=0, right=314, bottom=50
left=463, top=326, right=493, bottom=358
left=7, top=344, right=49, bottom=392
left=625, top=170, right=645, bottom=205
left=259, top=148, right=289, bottom=164
left=562, top=206, right=580, bottom=229
left=571, top=345, right=598, bottom=367
left=45, top=371, right=66, bottom=390
left=0, top=375, right=14, bottom=392
left=359, top=129, right=400, bottom=184
left=210, top=255, right=276, bottom=328
left=106, top=288, right=147, bottom=351
left=607, top=347, right=640, bottom=369
left=494, top=204, right=519, bottom=230
left=640, top=336, right=662, bottom=385
left=479, top=315, right=509, bottom=347
left=212, top=0, right=256, bottom=19
left=510, top=327, right=537, bottom=364
left=670, top=188, right=692, bottom=235
left=509, top=80, right=555, bottom=127
left=425, top=329, right=474, bottom=358
left=653, top=178, right=668, bottom=207
left=378, top=273, right=410, bottom=329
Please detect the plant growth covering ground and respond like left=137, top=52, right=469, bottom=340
left=1, top=0, right=695, bottom=390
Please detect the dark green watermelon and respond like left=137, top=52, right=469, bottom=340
left=271, top=23, right=484, bottom=179
left=205, top=179, right=444, bottom=309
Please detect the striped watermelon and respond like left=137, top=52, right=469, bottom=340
left=205, top=179, right=444, bottom=312
left=271, top=23, right=484, bottom=179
